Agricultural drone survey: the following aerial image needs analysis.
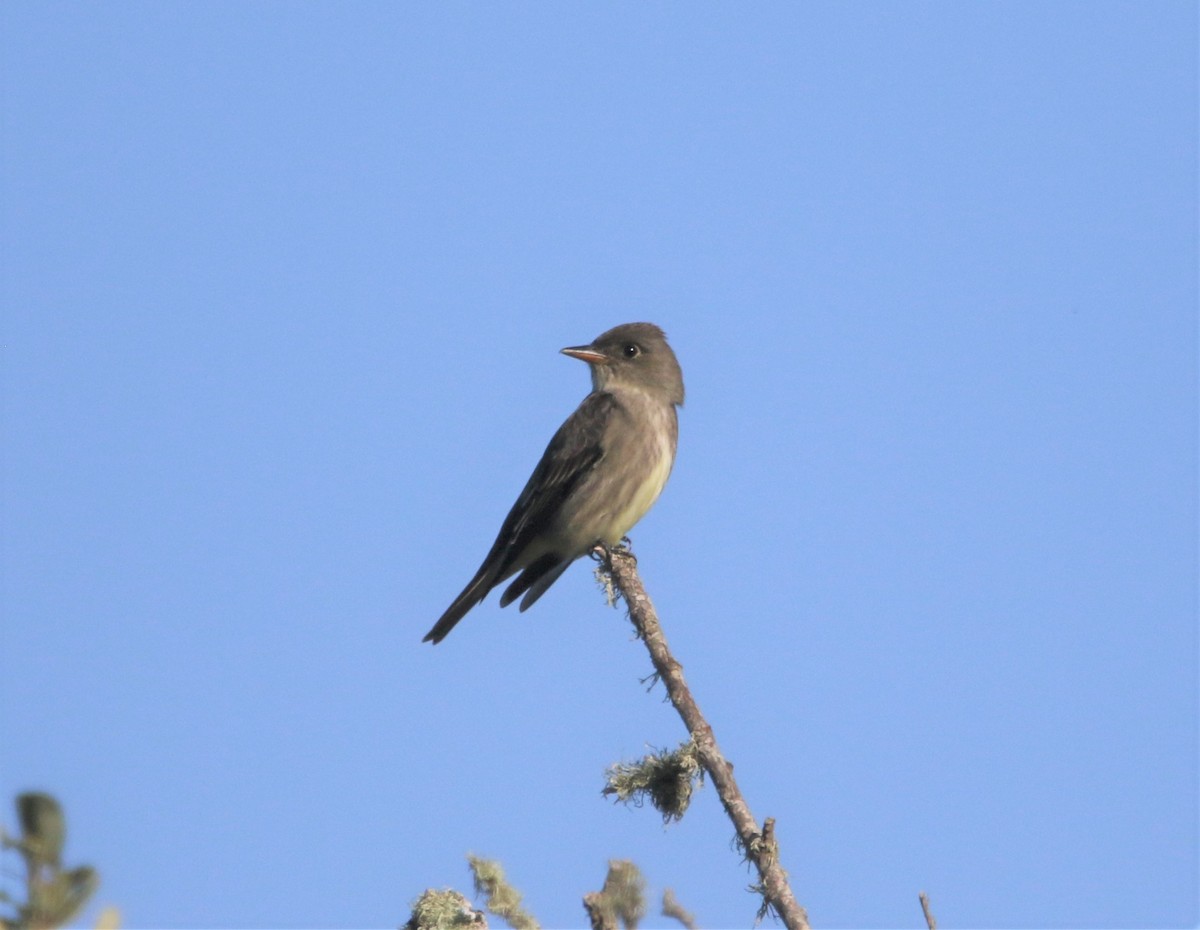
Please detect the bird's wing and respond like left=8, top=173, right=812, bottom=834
left=490, top=390, right=617, bottom=577
left=421, top=391, right=616, bottom=644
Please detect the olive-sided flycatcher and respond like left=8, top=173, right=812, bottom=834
left=423, top=322, right=683, bottom=644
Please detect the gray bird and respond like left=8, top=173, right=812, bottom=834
left=423, top=322, right=684, bottom=644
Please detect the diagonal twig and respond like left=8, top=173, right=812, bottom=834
left=597, top=545, right=810, bottom=930
left=919, top=891, right=937, bottom=930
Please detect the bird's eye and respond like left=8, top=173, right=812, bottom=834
left=623, top=343, right=640, bottom=358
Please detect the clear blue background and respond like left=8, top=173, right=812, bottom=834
left=2, top=4, right=1196, bottom=928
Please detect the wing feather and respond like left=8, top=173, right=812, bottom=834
left=490, top=391, right=615, bottom=576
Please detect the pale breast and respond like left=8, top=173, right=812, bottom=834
left=564, top=390, right=678, bottom=548
left=600, top=425, right=674, bottom=543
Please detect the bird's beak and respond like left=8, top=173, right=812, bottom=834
left=561, top=345, right=608, bottom=365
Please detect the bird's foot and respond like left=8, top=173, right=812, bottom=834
left=610, top=537, right=637, bottom=564
left=590, top=538, right=637, bottom=565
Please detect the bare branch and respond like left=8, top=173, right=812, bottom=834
left=583, top=893, right=617, bottom=930
left=596, top=545, right=810, bottom=930
left=919, top=891, right=937, bottom=930
left=661, top=888, right=698, bottom=930
left=582, top=861, right=646, bottom=930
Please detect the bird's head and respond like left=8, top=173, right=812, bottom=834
left=561, top=322, right=685, bottom=406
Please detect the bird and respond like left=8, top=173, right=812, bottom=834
left=423, top=322, right=684, bottom=644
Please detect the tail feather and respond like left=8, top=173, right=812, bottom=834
left=498, top=553, right=562, bottom=609
left=517, top=559, right=572, bottom=611
left=425, top=552, right=576, bottom=644
left=423, top=567, right=497, bottom=644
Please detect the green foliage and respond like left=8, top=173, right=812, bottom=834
left=1, top=792, right=98, bottom=930
left=15, top=795, right=65, bottom=871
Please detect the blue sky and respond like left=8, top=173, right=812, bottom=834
left=1, top=3, right=1196, bottom=928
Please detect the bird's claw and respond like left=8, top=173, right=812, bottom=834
left=611, top=537, right=637, bottom=564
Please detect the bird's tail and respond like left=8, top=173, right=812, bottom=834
left=498, top=554, right=572, bottom=612
left=422, top=566, right=497, bottom=644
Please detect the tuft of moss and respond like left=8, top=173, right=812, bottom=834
left=405, top=889, right=487, bottom=930
left=602, top=739, right=704, bottom=822
left=467, top=856, right=539, bottom=930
